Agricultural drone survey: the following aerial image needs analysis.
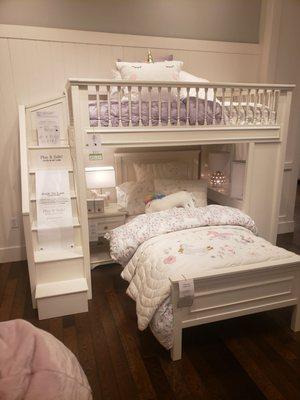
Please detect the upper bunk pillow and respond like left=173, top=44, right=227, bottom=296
left=116, top=61, right=183, bottom=82
left=154, top=178, right=207, bottom=207
left=179, top=70, right=214, bottom=101
left=133, top=161, right=188, bottom=181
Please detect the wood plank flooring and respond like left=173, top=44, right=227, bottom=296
left=1, top=185, right=300, bottom=399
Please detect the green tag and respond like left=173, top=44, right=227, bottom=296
left=89, top=152, right=103, bottom=161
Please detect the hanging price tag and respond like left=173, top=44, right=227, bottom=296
left=86, top=133, right=103, bottom=161
left=178, top=279, right=194, bottom=307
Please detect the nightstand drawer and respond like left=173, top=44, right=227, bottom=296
left=89, top=215, right=126, bottom=237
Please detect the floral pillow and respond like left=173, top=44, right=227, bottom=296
left=154, top=178, right=207, bottom=207
left=116, top=180, right=154, bottom=215
left=133, top=162, right=188, bottom=182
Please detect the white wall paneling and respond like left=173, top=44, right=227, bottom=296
left=259, top=0, right=300, bottom=234
left=0, top=24, right=262, bottom=261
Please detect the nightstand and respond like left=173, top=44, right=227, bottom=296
left=88, top=203, right=126, bottom=268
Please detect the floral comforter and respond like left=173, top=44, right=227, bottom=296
left=107, top=206, right=293, bottom=349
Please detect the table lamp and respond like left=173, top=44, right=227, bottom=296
left=85, top=166, right=116, bottom=211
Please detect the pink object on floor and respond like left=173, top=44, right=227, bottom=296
left=0, top=319, right=92, bottom=400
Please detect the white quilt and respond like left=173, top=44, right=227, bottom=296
left=108, top=206, right=293, bottom=334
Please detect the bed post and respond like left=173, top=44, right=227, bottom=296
left=291, top=271, right=300, bottom=332
left=170, top=280, right=183, bottom=361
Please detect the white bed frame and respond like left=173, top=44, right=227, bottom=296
left=114, top=150, right=300, bottom=361
left=19, top=79, right=300, bottom=347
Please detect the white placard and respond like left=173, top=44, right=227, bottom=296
left=178, top=279, right=194, bottom=307
left=30, top=148, right=71, bottom=169
left=86, top=133, right=103, bottom=161
left=36, top=110, right=61, bottom=146
left=36, top=170, right=74, bottom=250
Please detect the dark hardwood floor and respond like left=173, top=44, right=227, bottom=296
left=1, top=185, right=300, bottom=399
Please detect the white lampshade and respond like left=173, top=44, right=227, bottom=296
left=85, top=166, right=116, bottom=189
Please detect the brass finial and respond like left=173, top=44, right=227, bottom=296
left=147, top=49, right=154, bottom=63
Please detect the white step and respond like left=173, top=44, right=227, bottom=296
left=31, top=217, right=80, bottom=231
left=28, top=144, right=70, bottom=150
left=34, top=245, right=83, bottom=263
left=36, top=278, right=88, bottom=320
left=29, top=171, right=75, bottom=193
left=29, top=168, right=73, bottom=174
left=35, top=277, right=88, bottom=299
left=30, top=198, right=78, bottom=222
left=30, top=190, right=76, bottom=201
left=32, top=224, right=82, bottom=251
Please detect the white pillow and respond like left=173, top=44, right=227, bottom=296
left=116, top=180, right=154, bottom=215
left=154, top=178, right=207, bottom=207
left=134, top=162, right=188, bottom=181
left=116, top=61, right=183, bottom=82
left=179, top=70, right=214, bottom=101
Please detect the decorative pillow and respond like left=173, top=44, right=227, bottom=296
left=145, top=191, right=195, bottom=214
left=116, top=61, right=183, bottom=82
left=154, top=178, right=207, bottom=207
left=116, top=180, right=154, bottom=215
left=134, top=162, right=188, bottom=181
left=179, top=70, right=214, bottom=101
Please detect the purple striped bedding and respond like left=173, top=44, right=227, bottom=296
left=89, top=99, right=275, bottom=127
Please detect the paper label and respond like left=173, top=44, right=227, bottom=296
left=178, top=279, right=194, bottom=307
left=36, top=170, right=74, bottom=250
left=36, top=110, right=61, bottom=146
left=31, top=148, right=71, bottom=169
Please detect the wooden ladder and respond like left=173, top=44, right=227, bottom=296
left=19, top=96, right=90, bottom=319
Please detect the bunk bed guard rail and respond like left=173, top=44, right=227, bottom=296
left=66, top=79, right=294, bottom=130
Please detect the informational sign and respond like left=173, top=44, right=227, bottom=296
left=36, top=110, right=61, bottom=146
left=36, top=170, right=74, bottom=250
left=178, top=279, right=194, bottom=307
left=30, top=148, right=71, bottom=170
left=86, top=132, right=103, bottom=161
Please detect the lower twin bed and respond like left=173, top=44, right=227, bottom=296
left=107, top=205, right=300, bottom=359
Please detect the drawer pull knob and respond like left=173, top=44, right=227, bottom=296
left=104, top=226, right=108, bottom=230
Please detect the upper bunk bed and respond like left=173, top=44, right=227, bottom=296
left=65, top=78, right=294, bottom=147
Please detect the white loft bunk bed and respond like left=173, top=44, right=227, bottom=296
left=20, top=78, right=300, bottom=360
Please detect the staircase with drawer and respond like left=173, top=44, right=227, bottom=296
left=19, top=96, right=90, bottom=319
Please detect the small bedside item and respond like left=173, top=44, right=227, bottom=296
left=87, top=198, right=95, bottom=213
left=94, top=197, right=105, bottom=213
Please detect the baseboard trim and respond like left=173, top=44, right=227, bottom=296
left=277, top=220, right=295, bottom=234
left=0, top=245, right=27, bottom=263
